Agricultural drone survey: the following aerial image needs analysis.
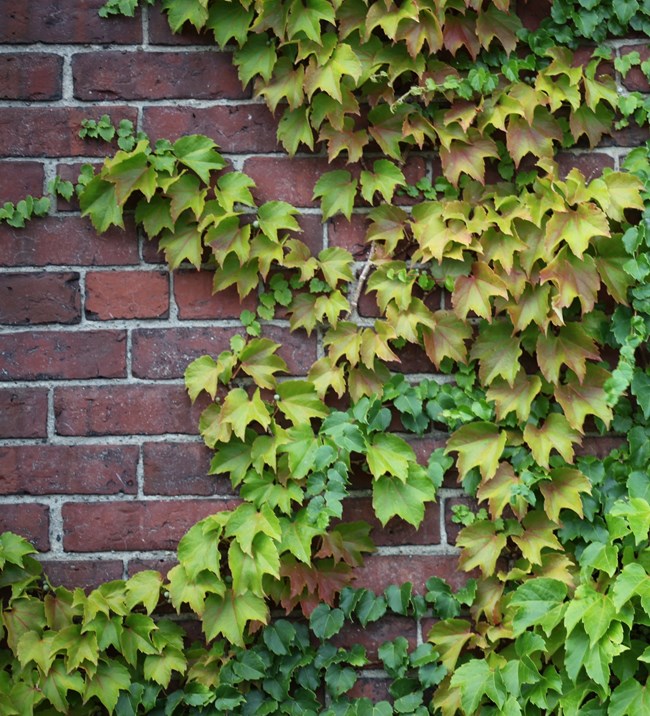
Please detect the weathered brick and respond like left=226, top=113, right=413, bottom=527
left=73, top=51, right=246, bottom=101
left=0, top=217, right=139, bottom=267
left=0, top=272, right=81, bottom=325
left=127, top=557, right=177, bottom=577
left=62, top=499, right=241, bottom=551
left=0, top=107, right=138, bottom=157
left=0, top=445, right=138, bottom=495
left=41, top=560, right=124, bottom=590
left=346, top=678, right=391, bottom=702
left=131, top=326, right=316, bottom=379
left=328, top=215, right=369, bottom=259
left=0, top=503, right=49, bottom=550
left=0, top=389, right=48, bottom=438
left=0, top=161, right=44, bottom=204
left=174, top=273, right=255, bottom=320
left=0, top=0, right=142, bottom=44
left=341, top=497, right=440, bottom=546
left=85, top=270, right=169, bottom=320
left=352, top=554, right=466, bottom=593
left=557, top=151, right=615, bottom=180
left=143, top=442, right=235, bottom=496
left=54, top=385, right=204, bottom=436
left=332, top=616, right=417, bottom=663
left=0, top=330, right=126, bottom=381
left=0, top=54, right=63, bottom=100
left=577, top=435, right=625, bottom=459
left=143, top=105, right=279, bottom=152
left=518, top=0, right=551, bottom=31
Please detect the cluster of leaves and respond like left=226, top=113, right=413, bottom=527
left=5, top=0, right=650, bottom=712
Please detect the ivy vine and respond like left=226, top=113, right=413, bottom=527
left=3, top=0, right=650, bottom=713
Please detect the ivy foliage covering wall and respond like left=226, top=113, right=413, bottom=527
left=3, top=0, right=650, bottom=713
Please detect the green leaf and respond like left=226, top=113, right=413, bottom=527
left=456, top=521, right=507, bottom=577
left=509, top=578, right=568, bottom=636
left=539, top=468, right=591, bottom=523
left=202, top=589, right=269, bottom=646
left=83, top=660, right=131, bottom=713
left=523, top=413, right=582, bottom=469
left=450, top=659, right=495, bottom=714
left=360, top=160, right=406, bottom=203
left=470, top=320, right=522, bottom=386
left=257, top=200, right=301, bottom=242
left=184, top=355, right=221, bottom=403
left=235, top=33, right=277, bottom=85
left=612, top=563, right=650, bottom=611
left=79, top=176, right=123, bottom=233
left=239, top=338, right=288, bottom=390
left=143, top=649, right=187, bottom=688
left=125, top=571, right=162, bottom=614
left=219, top=387, right=272, bottom=440
left=367, top=433, right=416, bottom=481
left=313, top=170, right=358, bottom=221
left=159, top=214, right=203, bottom=270
left=161, top=0, right=209, bottom=31
left=318, top=246, right=354, bottom=286
left=173, top=135, right=225, bottom=183
left=445, top=422, right=506, bottom=482
left=373, top=466, right=436, bottom=527
left=276, top=380, right=329, bottom=424
left=309, top=604, right=345, bottom=639
left=609, top=678, right=650, bottom=716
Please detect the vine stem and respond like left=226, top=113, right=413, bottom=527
left=347, top=242, right=377, bottom=318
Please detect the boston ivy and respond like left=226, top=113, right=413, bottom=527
left=3, top=0, right=650, bottom=713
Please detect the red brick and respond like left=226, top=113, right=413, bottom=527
left=41, top=560, right=124, bottom=591
left=85, top=270, right=169, bottom=320
left=556, top=152, right=615, bottom=181
left=0, top=217, right=139, bottom=267
left=0, top=445, right=138, bottom=495
left=54, top=384, right=205, bottom=436
left=0, top=330, right=126, bottom=381
left=62, top=499, right=241, bottom=551
left=0, top=107, right=138, bottom=157
left=518, top=0, right=551, bottom=31
left=174, top=274, right=255, bottom=320
left=73, top=51, right=246, bottom=101
left=0, top=272, right=80, bottom=325
left=0, top=503, right=49, bottom=550
left=603, top=122, right=650, bottom=148
left=331, top=615, right=417, bottom=663
left=131, top=326, right=317, bottom=379
left=143, top=442, right=235, bottom=496
left=53, top=162, right=100, bottom=212
left=0, top=0, right=142, bottom=44
left=0, top=54, right=62, bottom=100
left=620, top=45, right=650, bottom=92
left=347, top=678, right=392, bottom=702
left=0, top=161, right=44, bottom=204
left=352, top=554, right=466, bottom=593
left=148, top=7, right=213, bottom=45
left=328, top=215, right=369, bottom=259
left=0, top=389, right=48, bottom=438
left=144, top=105, right=279, bottom=153
left=577, top=435, right=625, bottom=459
left=341, top=497, right=440, bottom=546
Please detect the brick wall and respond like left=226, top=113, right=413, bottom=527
left=0, top=0, right=643, bottom=612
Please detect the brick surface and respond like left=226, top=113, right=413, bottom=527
left=328, top=215, right=370, bottom=259
left=0, top=504, right=49, bottom=550
left=0, top=445, right=138, bottom=495
left=621, top=45, right=650, bottom=92
left=556, top=151, right=615, bottom=180
left=85, top=270, right=169, bottom=320
left=41, top=560, right=124, bottom=590
left=54, top=385, right=205, bottom=436
left=352, top=554, right=466, bottom=593
left=131, top=326, right=316, bottom=379
left=0, top=0, right=142, bottom=44
left=144, top=105, right=280, bottom=152
left=0, top=330, right=126, bottom=381
left=0, top=54, right=63, bottom=100
left=0, top=272, right=80, bottom=325
left=73, top=51, right=246, bottom=101
left=341, top=498, right=440, bottom=546
left=0, top=161, right=44, bottom=204
left=62, top=499, right=241, bottom=551
left=147, top=7, right=213, bottom=45
left=174, top=274, right=255, bottom=320
left=0, top=217, right=139, bottom=267
left=0, top=389, right=48, bottom=438
left=143, top=442, right=235, bottom=496
left=0, top=107, right=138, bottom=157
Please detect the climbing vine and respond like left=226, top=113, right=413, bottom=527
left=3, top=0, right=650, bottom=713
